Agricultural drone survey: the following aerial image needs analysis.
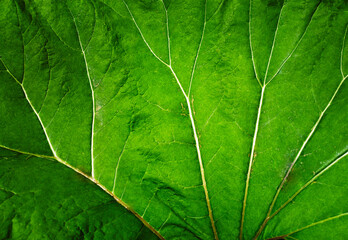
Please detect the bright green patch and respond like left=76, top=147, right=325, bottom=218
left=0, top=0, right=347, bottom=239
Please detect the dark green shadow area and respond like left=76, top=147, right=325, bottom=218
left=0, top=148, right=158, bottom=240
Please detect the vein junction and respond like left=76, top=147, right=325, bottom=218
left=68, top=9, right=96, bottom=179
left=240, top=2, right=284, bottom=238
left=1, top=33, right=164, bottom=240
left=242, top=2, right=348, bottom=238
left=253, top=24, right=348, bottom=238
left=2, top=1, right=346, bottom=239
left=122, top=0, right=218, bottom=239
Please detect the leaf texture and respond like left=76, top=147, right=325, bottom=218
left=0, top=148, right=158, bottom=239
left=0, top=0, right=347, bottom=239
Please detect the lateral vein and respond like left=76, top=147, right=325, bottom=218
left=2, top=41, right=166, bottom=240
left=188, top=0, right=207, bottom=96
left=263, top=4, right=284, bottom=85
left=69, top=9, right=96, bottom=178
left=112, top=131, right=131, bottom=193
left=0, top=145, right=55, bottom=159
left=240, top=2, right=284, bottom=238
left=161, top=0, right=171, bottom=65
left=269, top=151, right=348, bottom=220
left=0, top=143, right=164, bottom=240
left=1, top=59, right=58, bottom=159
left=266, top=213, right=348, bottom=240
left=249, top=0, right=262, bottom=87
left=122, top=0, right=169, bottom=67
left=122, top=1, right=218, bottom=238
left=240, top=85, right=265, bottom=239
left=254, top=74, right=347, bottom=239
left=265, top=2, right=321, bottom=86
left=254, top=26, right=348, bottom=238
left=340, top=26, right=347, bottom=78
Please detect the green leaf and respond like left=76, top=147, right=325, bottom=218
left=0, top=148, right=158, bottom=240
left=0, top=0, right=347, bottom=239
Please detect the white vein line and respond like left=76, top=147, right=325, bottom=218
left=253, top=26, right=348, bottom=239
left=159, top=212, right=172, bottom=231
left=240, top=3, right=284, bottom=238
left=240, top=85, right=265, bottom=239
left=269, top=151, right=348, bottom=220
left=203, top=105, right=218, bottom=129
left=3, top=144, right=165, bottom=240
left=264, top=25, right=348, bottom=218
left=254, top=75, right=348, bottom=239
left=340, top=26, right=347, bottom=78
left=188, top=0, right=207, bottom=96
left=179, top=2, right=219, bottom=235
left=270, top=74, right=347, bottom=210
left=1, top=59, right=58, bottom=159
left=122, top=1, right=218, bottom=238
left=170, top=66, right=218, bottom=239
left=161, top=0, right=171, bottom=65
left=0, top=144, right=54, bottom=159
left=207, top=0, right=225, bottom=23
left=122, top=0, right=169, bottom=67
left=249, top=0, right=262, bottom=88
left=266, top=2, right=321, bottom=86
left=169, top=66, right=188, bottom=96
left=2, top=56, right=166, bottom=240
left=142, top=193, right=156, bottom=217
left=25, top=88, right=60, bottom=154
left=267, top=213, right=348, bottom=240
left=112, top=133, right=130, bottom=193
left=263, top=4, right=284, bottom=85
left=173, top=64, right=220, bottom=240
left=69, top=10, right=96, bottom=178
left=207, top=146, right=222, bottom=167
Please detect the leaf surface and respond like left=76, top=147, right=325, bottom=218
left=0, top=149, right=157, bottom=240
left=0, top=0, right=347, bottom=239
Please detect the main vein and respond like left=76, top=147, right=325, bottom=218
left=240, top=2, right=284, bottom=239
left=122, top=0, right=218, bottom=238
left=0, top=144, right=164, bottom=239
left=1, top=57, right=164, bottom=240
left=241, top=1, right=326, bottom=237
left=253, top=26, right=348, bottom=239
left=239, top=85, right=265, bottom=239
left=254, top=74, right=348, bottom=239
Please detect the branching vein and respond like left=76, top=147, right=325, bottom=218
left=249, top=0, right=262, bottom=87
left=265, top=2, right=321, bottom=86
left=112, top=131, right=131, bottom=193
left=254, top=26, right=348, bottom=239
left=122, top=1, right=218, bottom=238
left=2, top=43, right=164, bottom=240
left=188, top=0, right=207, bottom=96
left=266, top=213, right=348, bottom=240
left=122, top=0, right=169, bottom=67
left=69, top=9, right=96, bottom=178
left=240, top=85, right=265, bottom=239
left=240, top=2, right=286, bottom=238
left=269, top=151, right=348, bottom=221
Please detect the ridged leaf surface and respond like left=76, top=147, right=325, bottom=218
left=0, top=0, right=347, bottom=239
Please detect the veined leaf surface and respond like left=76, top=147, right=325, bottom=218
left=0, top=149, right=157, bottom=239
left=0, top=0, right=347, bottom=239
